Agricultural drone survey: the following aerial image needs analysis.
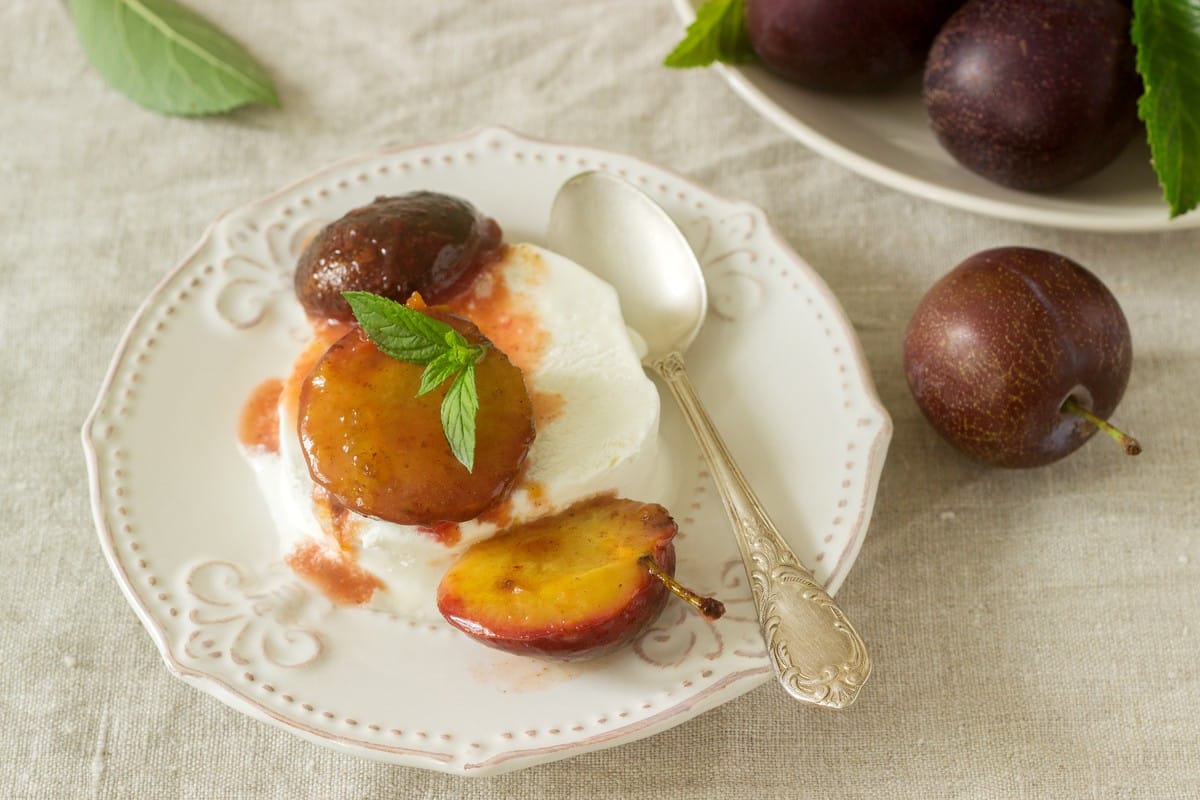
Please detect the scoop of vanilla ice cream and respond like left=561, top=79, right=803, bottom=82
left=244, top=243, right=671, bottom=622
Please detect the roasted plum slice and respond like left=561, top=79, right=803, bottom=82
left=437, top=496, right=723, bottom=660
left=295, top=192, right=503, bottom=322
left=298, top=313, right=534, bottom=525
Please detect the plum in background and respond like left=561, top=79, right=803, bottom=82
left=904, top=247, right=1138, bottom=468
left=923, top=0, right=1141, bottom=191
left=746, top=0, right=964, bottom=92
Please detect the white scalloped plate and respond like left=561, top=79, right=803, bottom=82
left=82, top=127, right=891, bottom=775
left=670, top=0, right=1200, bottom=232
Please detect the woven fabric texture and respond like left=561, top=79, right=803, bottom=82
left=2, top=1, right=1198, bottom=797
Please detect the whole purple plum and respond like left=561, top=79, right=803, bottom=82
left=746, top=0, right=964, bottom=92
left=923, top=0, right=1141, bottom=191
left=904, top=247, right=1137, bottom=468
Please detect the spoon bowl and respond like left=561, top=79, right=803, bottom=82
left=548, top=171, right=707, bottom=358
left=548, top=171, right=872, bottom=709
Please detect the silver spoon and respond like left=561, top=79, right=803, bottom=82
left=548, top=171, right=871, bottom=708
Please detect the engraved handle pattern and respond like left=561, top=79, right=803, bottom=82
left=649, top=351, right=871, bottom=708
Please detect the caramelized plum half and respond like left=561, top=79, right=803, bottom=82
left=295, top=192, right=503, bottom=322
left=298, top=314, right=534, bottom=525
left=436, top=497, right=680, bottom=660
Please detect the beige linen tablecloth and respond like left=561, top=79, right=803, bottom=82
left=4, top=1, right=1198, bottom=797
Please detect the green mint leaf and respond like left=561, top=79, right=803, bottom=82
left=343, top=291, right=486, bottom=473
left=451, top=341, right=488, bottom=367
left=441, top=365, right=480, bottom=473
left=68, top=0, right=280, bottom=116
left=1133, top=0, right=1200, bottom=217
left=417, top=353, right=463, bottom=398
left=664, top=0, right=756, bottom=68
left=343, top=292, right=467, bottom=365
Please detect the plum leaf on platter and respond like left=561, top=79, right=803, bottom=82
left=663, top=0, right=755, bottom=68
left=1133, top=0, right=1200, bottom=217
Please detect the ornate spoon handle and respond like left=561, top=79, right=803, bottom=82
left=649, top=351, right=871, bottom=708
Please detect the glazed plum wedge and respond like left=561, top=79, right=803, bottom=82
left=295, top=192, right=502, bottom=322
left=437, top=496, right=724, bottom=660
left=298, top=309, right=535, bottom=525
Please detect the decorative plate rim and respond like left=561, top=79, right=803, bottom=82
left=82, top=125, right=892, bottom=773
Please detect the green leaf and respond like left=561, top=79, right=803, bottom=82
left=664, top=0, right=756, bottom=68
left=343, top=292, right=467, bottom=366
left=1133, top=0, right=1200, bottom=217
left=68, top=0, right=280, bottom=116
left=417, top=353, right=462, bottom=397
left=344, top=291, right=488, bottom=473
left=440, top=365, right=480, bottom=473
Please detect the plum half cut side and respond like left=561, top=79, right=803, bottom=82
left=298, top=315, right=535, bottom=525
left=436, top=496, right=680, bottom=661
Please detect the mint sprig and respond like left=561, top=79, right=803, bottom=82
left=663, top=0, right=755, bottom=68
left=343, top=292, right=487, bottom=472
left=1133, top=0, right=1200, bottom=218
left=440, top=366, right=480, bottom=473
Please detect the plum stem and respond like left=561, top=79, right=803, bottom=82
left=638, top=556, right=725, bottom=620
left=1061, top=396, right=1142, bottom=456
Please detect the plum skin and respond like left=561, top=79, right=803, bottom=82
left=923, top=0, right=1141, bottom=191
left=295, top=192, right=502, bottom=322
left=746, top=0, right=965, bottom=92
left=903, top=247, right=1132, bottom=468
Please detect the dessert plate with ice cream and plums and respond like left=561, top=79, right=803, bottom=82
left=83, top=127, right=890, bottom=775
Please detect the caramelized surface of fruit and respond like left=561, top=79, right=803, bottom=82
left=437, top=496, right=677, bottom=660
left=298, top=314, right=534, bottom=525
left=295, top=192, right=503, bottom=322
